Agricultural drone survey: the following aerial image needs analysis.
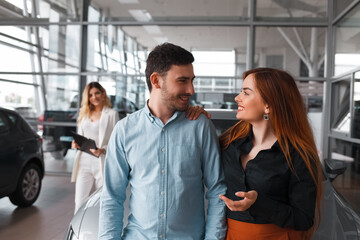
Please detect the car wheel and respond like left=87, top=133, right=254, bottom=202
left=9, top=163, right=42, bottom=207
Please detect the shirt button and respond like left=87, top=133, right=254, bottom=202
left=160, top=213, right=164, bottom=218
left=161, top=191, right=165, bottom=195
left=159, top=235, right=163, bottom=238
left=161, top=169, right=165, bottom=174
left=161, top=148, right=165, bottom=152
left=162, top=128, right=165, bottom=132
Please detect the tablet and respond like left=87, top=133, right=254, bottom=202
left=71, top=131, right=99, bottom=158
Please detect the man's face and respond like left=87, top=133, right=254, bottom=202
left=159, top=64, right=195, bottom=112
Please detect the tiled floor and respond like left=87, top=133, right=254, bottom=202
left=1, top=149, right=360, bottom=240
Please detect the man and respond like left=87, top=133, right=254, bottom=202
left=99, top=43, right=227, bottom=239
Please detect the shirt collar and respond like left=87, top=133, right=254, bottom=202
left=144, top=100, right=182, bottom=125
left=144, top=101, right=155, bottom=123
left=231, top=128, right=281, bottom=153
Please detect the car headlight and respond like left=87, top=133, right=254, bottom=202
left=65, top=226, right=79, bottom=240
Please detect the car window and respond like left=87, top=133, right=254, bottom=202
left=20, top=117, right=35, bottom=134
left=13, top=113, right=34, bottom=134
left=5, top=111, right=34, bottom=134
left=7, top=112, right=17, bottom=124
left=0, top=112, right=10, bottom=133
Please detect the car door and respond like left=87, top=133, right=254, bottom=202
left=0, top=111, right=18, bottom=193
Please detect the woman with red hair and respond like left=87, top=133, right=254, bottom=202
left=219, top=68, right=323, bottom=240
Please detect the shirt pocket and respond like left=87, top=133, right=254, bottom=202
left=174, top=144, right=201, bottom=177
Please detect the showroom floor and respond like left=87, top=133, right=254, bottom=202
left=332, top=162, right=360, bottom=213
left=0, top=150, right=360, bottom=240
left=0, top=174, right=74, bottom=240
left=0, top=151, right=75, bottom=240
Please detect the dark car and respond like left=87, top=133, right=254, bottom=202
left=3, top=105, right=39, bottom=132
left=41, top=109, right=78, bottom=157
left=0, top=107, right=44, bottom=207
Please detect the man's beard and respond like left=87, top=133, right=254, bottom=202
left=161, top=86, right=191, bottom=112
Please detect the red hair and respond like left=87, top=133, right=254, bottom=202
left=219, top=68, right=322, bottom=238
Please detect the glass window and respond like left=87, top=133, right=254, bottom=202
left=192, top=51, right=235, bottom=77
left=334, top=0, right=357, bottom=19
left=255, top=27, right=326, bottom=78
left=86, top=25, right=142, bottom=74
left=0, top=43, right=34, bottom=73
left=6, top=112, right=17, bottom=124
left=0, top=26, right=38, bottom=74
left=0, top=26, right=30, bottom=49
left=47, top=25, right=80, bottom=72
left=45, top=75, right=79, bottom=111
left=334, top=3, right=360, bottom=76
left=138, top=46, right=147, bottom=74
left=352, top=71, right=360, bottom=139
left=331, top=78, right=351, bottom=135
left=329, top=137, right=360, bottom=212
left=0, top=80, right=40, bottom=114
left=40, top=0, right=81, bottom=21
left=256, top=0, right=327, bottom=21
left=84, top=75, right=146, bottom=110
left=1, top=0, right=82, bottom=20
left=1, top=0, right=32, bottom=17
left=122, top=25, right=247, bottom=110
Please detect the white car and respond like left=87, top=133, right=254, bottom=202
left=65, top=110, right=360, bottom=240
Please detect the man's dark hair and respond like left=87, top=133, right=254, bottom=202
left=145, top=42, right=194, bottom=92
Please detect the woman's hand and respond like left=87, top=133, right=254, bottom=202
left=71, top=140, right=80, bottom=150
left=186, top=106, right=211, bottom=120
left=89, top=147, right=106, bottom=157
left=219, top=190, right=258, bottom=211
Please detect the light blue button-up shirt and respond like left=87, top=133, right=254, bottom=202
left=99, top=104, right=227, bottom=240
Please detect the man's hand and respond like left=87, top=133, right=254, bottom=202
left=219, top=190, right=258, bottom=211
left=186, top=106, right=211, bottom=120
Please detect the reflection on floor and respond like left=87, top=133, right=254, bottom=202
left=44, top=149, right=75, bottom=175
left=0, top=175, right=74, bottom=240
left=0, top=150, right=76, bottom=240
left=332, top=162, right=360, bottom=213
left=0, top=150, right=360, bottom=239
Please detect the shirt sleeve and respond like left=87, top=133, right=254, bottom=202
left=201, top=119, right=227, bottom=239
left=98, top=122, right=130, bottom=239
left=248, top=152, right=317, bottom=231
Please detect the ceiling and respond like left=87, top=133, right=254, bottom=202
left=90, top=0, right=328, bottom=50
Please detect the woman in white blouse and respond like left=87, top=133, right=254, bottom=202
left=71, top=82, right=119, bottom=213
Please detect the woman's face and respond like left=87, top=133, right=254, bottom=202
left=235, top=74, right=268, bottom=122
left=88, top=87, right=104, bottom=108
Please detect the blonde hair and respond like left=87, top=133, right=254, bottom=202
left=77, top=82, right=111, bottom=123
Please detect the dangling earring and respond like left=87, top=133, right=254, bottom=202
left=264, top=114, right=269, bottom=120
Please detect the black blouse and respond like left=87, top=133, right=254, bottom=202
left=222, top=131, right=316, bottom=231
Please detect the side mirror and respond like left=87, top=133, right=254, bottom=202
left=324, top=158, right=347, bottom=182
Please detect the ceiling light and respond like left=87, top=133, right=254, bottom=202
left=118, top=0, right=139, bottom=3
left=128, top=9, right=152, bottom=22
left=143, top=25, right=162, bottom=35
